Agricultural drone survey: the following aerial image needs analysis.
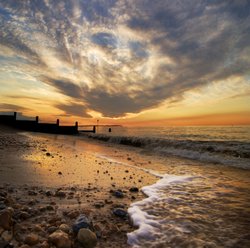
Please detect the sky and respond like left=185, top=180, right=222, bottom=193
left=0, top=0, right=250, bottom=126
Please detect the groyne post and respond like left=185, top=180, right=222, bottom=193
left=36, top=116, right=39, bottom=123
left=93, top=125, right=96, bottom=133
left=13, top=112, right=17, bottom=121
left=56, top=119, right=60, bottom=126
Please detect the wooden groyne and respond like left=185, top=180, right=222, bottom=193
left=0, top=112, right=96, bottom=135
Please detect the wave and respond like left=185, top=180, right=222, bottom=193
left=127, top=175, right=197, bottom=247
left=83, top=133, right=250, bottom=169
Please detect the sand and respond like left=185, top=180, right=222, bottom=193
left=0, top=124, right=157, bottom=248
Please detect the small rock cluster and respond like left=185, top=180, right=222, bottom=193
left=0, top=183, right=141, bottom=248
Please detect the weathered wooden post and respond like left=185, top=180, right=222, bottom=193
left=13, top=112, right=17, bottom=121
left=36, top=116, right=39, bottom=123
left=93, top=125, right=96, bottom=133
left=56, top=119, right=60, bottom=126
left=75, top=121, right=78, bottom=132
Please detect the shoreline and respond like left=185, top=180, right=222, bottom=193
left=0, top=125, right=158, bottom=248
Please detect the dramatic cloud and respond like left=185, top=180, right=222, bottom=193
left=0, top=0, right=249, bottom=118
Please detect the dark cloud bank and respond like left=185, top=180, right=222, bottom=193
left=0, top=0, right=249, bottom=117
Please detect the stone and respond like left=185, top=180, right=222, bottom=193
left=1, top=230, right=13, bottom=242
left=67, top=210, right=79, bottom=219
left=129, top=187, right=139, bottom=192
left=45, top=191, right=52, bottom=197
left=0, top=203, right=6, bottom=211
left=77, top=228, right=97, bottom=248
left=55, top=191, right=66, bottom=198
left=59, top=224, right=70, bottom=233
left=47, top=226, right=57, bottom=234
left=24, top=233, right=39, bottom=246
left=113, top=208, right=127, bottom=219
left=0, top=210, right=12, bottom=230
left=113, top=190, right=124, bottom=198
left=49, top=230, right=71, bottom=248
left=72, top=215, right=92, bottom=233
left=33, top=224, right=44, bottom=232
left=46, top=152, right=51, bottom=156
left=40, top=241, right=49, bottom=248
left=93, top=202, right=104, bottom=209
left=19, top=245, right=31, bottom=248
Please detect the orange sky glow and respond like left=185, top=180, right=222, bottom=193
left=0, top=1, right=249, bottom=126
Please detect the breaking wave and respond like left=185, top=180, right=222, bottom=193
left=84, top=133, right=250, bottom=169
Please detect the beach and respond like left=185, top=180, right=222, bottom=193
left=0, top=125, right=250, bottom=247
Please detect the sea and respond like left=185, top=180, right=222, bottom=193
left=79, top=125, right=250, bottom=247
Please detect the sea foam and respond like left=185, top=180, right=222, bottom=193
left=127, top=174, right=196, bottom=247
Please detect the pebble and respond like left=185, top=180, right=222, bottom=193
left=113, top=190, right=124, bottom=198
left=93, top=202, right=104, bottom=208
left=19, top=245, right=31, bottom=248
left=55, top=191, right=66, bottom=198
left=73, top=214, right=92, bottom=233
left=1, top=230, right=13, bottom=242
left=129, top=187, right=139, bottom=192
left=49, top=230, right=71, bottom=248
left=24, top=233, right=39, bottom=246
left=48, top=226, right=57, bottom=234
left=113, top=208, right=128, bottom=219
left=59, top=224, right=70, bottom=233
left=0, top=209, right=12, bottom=230
left=77, top=228, right=97, bottom=248
left=45, top=191, right=52, bottom=197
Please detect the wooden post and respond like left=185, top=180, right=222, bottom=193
left=93, top=125, right=96, bottom=133
left=36, top=116, right=39, bottom=123
left=75, top=121, right=78, bottom=131
left=13, top=112, right=17, bottom=121
left=56, top=119, right=60, bottom=126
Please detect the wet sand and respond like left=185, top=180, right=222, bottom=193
left=0, top=125, right=157, bottom=248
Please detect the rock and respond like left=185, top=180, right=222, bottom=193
left=33, top=224, right=44, bottom=232
left=18, top=211, right=30, bottom=220
left=49, top=230, right=71, bottom=248
left=72, top=215, right=92, bottom=233
left=77, top=228, right=97, bottom=248
left=59, top=224, right=70, bottom=233
left=58, top=172, right=62, bottom=175
left=1, top=230, right=13, bottom=242
left=19, top=245, right=31, bottom=248
left=0, top=203, right=6, bottom=211
left=129, top=187, right=139, bottom=192
left=24, top=233, right=39, bottom=246
left=40, top=241, right=49, bottom=248
left=113, top=190, right=124, bottom=198
left=46, top=152, right=51, bottom=156
left=113, top=208, right=127, bottom=219
left=47, top=226, right=57, bottom=234
left=93, top=202, right=104, bottom=208
left=28, top=190, right=37, bottom=196
left=67, top=210, right=79, bottom=219
left=46, top=205, right=54, bottom=211
left=0, top=210, right=12, bottom=230
left=55, top=191, right=66, bottom=198
left=45, top=191, right=52, bottom=197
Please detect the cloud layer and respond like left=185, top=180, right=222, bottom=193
left=0, top=0, right=249, bottom=118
